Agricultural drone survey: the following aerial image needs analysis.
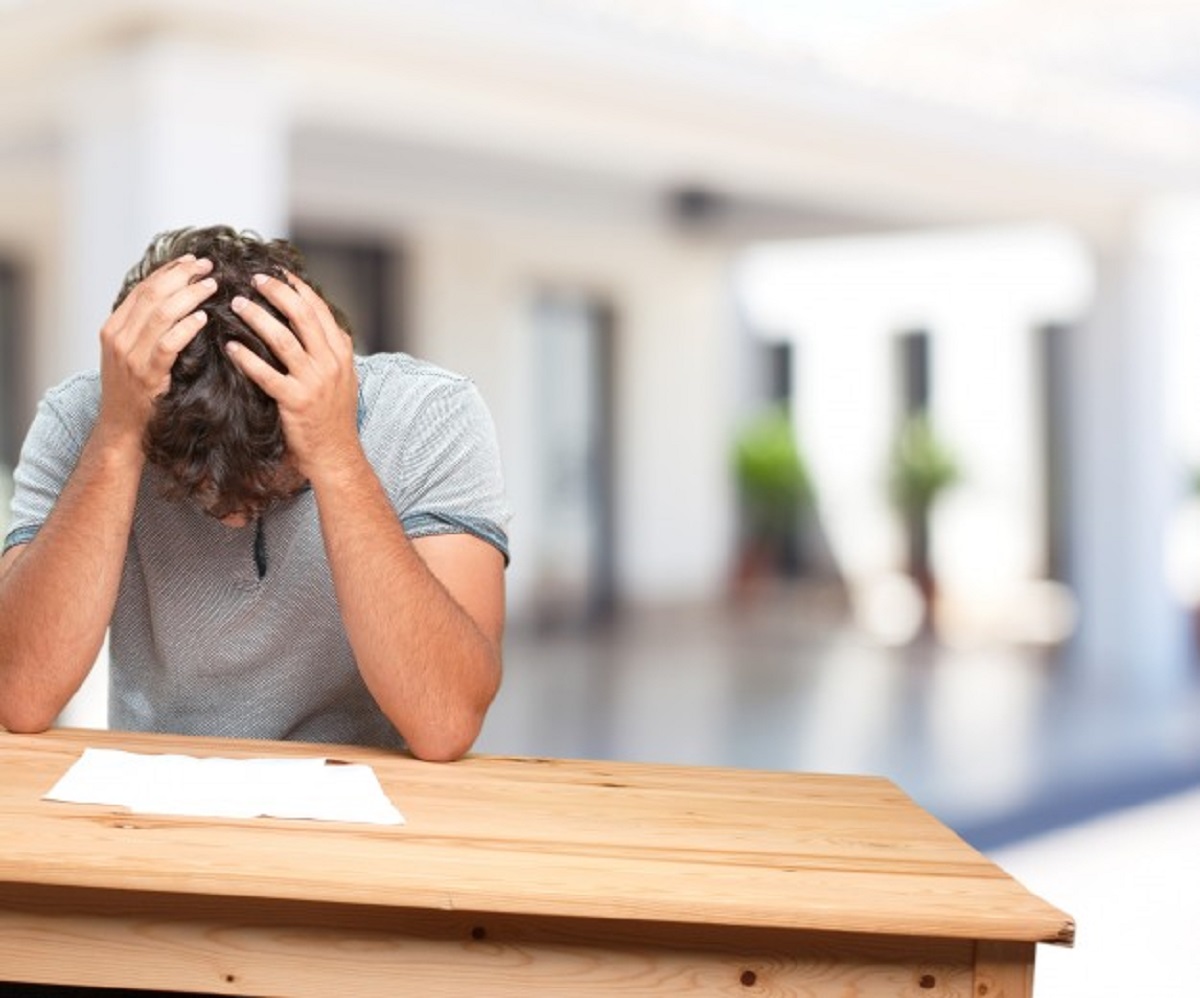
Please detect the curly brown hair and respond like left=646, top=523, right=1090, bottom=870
left=115, top=225, right=350, bottom=520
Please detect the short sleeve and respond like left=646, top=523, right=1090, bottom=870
left=369, top=372, right=512, bottom=564
left=4, top=374, right=100, bottom=553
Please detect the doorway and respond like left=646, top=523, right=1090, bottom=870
left=531, top=292, right=617, bottom=628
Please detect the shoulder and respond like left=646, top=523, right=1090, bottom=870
left=34, top=371, right=102, bottom=446
left=355, top=353, right=484, bottom=426
left=356, top=352, right=471, bottom=394
left=43, top=370, right=101, bottom=407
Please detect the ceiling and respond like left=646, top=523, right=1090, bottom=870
left=0, top=0, right=1195, bottom=242
left=563, top=0, right=1200, bottom=171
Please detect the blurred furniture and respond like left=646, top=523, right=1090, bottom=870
left=0, top=727, right=1072, bottom=996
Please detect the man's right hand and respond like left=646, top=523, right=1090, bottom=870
left=97, top=254, right=217, bottom=450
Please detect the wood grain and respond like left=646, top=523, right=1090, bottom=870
left=0, top=884, right=979, bottom=997
left=974, top=941, right=1037, bottom=998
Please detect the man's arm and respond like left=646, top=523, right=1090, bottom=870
left=0, top=426, right=145, bottom=730
left=227, top=274, right=504, bottom=761
left=0, top=256, right=216, bottom=732
left=306, top=453, right=504, bottom=762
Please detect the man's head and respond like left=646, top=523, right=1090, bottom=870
left=115, top=225, right=348, bottom=521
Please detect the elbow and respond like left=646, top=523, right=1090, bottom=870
left=0, top=701, right=57, bottom=735
left=409, top=743, right=471, bottom=764
left=405, top=703, right=490, bottom=763
left=406, top=719, right=482, bottom=763
left=400, top=651, right=502, bottom=763
left=0, top=673, right=62, bottom=735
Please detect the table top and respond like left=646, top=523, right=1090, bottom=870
left=0, top=727, right=1073, bottom=945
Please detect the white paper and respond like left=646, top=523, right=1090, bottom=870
left=44, top=748, right=405, bottom=825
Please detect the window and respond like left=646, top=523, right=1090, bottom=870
left=531, top=291, right=617, bottom=626
left=896, top=329, right=930, bottom=417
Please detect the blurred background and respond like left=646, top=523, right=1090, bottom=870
left=2, top=0, right=1199, bottom=991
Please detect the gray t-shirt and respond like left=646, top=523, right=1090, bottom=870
left=4, top=353, right=511, bottom=748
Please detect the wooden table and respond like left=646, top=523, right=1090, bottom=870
left=0, top=727, right=1072, bottom=996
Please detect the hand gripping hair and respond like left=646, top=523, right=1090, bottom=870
left=115, top=225, right=351, bottom=520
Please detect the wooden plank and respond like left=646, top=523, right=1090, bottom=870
left=974, top=941, right=1037, bottom=998
left=0, top=885, right=978, bottom=997
left=0, top=814, right=1074, bottom=940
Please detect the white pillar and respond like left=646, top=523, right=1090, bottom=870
left=1066, top=203, right=1195, bottom=697
left=51, top=38, right=290, bottom=727
left=798, top=316, right=899, bottom=582
left=46, top=37, right=289, bottom=389
left=932, top=312, right=1043, bottom=598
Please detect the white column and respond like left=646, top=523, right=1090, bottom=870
left=932, top=312, right=1043, bottom=602
left=797, top=315, right=899, bottom=582
left=51, top=38, right=290, bottom=727
left=1066, top=203, right=1196, bottom=697
left=45, top=37, right=289, bottom=389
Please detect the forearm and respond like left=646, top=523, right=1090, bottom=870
left=309, top=450, right=502, bottom=761
left=0, top=425, right=144, bottom=731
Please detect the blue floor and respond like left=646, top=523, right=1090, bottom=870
left=479, top=584, right=1200, bottom=851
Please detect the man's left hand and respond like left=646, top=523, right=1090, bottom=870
left=226, top=272, right=359, bottom=479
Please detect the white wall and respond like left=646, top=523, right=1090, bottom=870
left=0, top=138, right=64, bottom=426
left=405, top=220, right=739, bottom=613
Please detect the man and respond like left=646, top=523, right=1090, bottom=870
left=0, top=226, right=510, bottom=760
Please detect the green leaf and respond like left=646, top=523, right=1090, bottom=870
left=888, top=413, right=961, bottom=516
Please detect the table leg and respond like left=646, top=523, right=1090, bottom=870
left=974, top=941, right=1036, bottom=998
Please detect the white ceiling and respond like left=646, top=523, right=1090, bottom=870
left=572, top=0, right=1200, bottom=169
left=1, top=0, right=1196, bottom=241
left=4, top=0, right=1198, bottom=168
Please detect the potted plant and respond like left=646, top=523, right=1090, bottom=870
left=732, top=406, right=814, bottom=593
left=887, top=413, right=961, bottom=605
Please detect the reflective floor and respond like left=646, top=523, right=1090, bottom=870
left=480, top=582, right=1200, bottom=850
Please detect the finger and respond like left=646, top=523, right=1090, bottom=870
left=168, top=273, right=220, bottom=320
left=126, top=275, right=218, bottom=372
left=136, top=253, right=212, bottom=302
left=231, top=295, right=308, bottom=372
left=122, top=256, right=215, bottom=335
left=108, top=254, right=204, bottom=329
left=251, top=272, right=331, bottom=358
left=148, top=253, right=213, bottom=291
left=225, top=339, right=293, bottom=402
left=278, top=271, right=345, bottom=352
left=154, top=309, right=209, bottom=373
